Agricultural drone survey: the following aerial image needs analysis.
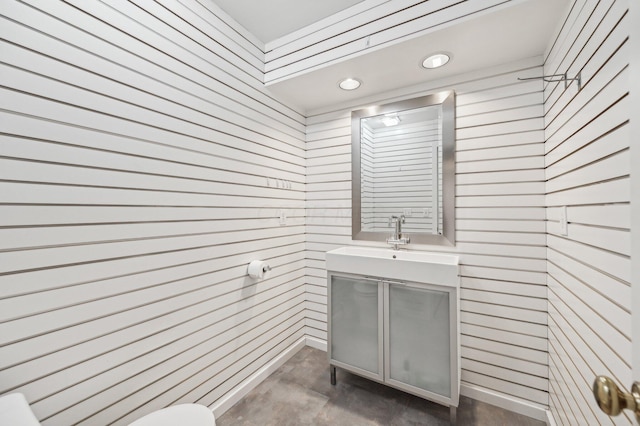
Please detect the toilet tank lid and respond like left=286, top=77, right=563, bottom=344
left=0, top=393, right=41, bottom=426
left=128, top=403, right=215, bottom=426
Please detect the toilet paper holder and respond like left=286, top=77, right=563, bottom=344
left=247, top=260, right=272, bottom=279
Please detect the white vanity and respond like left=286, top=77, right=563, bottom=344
left=326, top=246, right=460, bottom=420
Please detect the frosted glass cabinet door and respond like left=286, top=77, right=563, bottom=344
left=387, top=284, right=451, bottom=398
left=330, top=275, right=380, bottom=376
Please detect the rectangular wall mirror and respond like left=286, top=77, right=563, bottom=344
left=352, top=90, right=455, bottom=246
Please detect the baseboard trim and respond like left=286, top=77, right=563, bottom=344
left=210, top=336, right=307, bottom=419
left=305, top=336, right=327, bottom=351
left=460, top=383, right=548, bottom=422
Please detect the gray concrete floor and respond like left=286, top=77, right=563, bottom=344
left=217, top=346, right=546, bottom=426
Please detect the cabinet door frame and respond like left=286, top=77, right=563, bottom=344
left=383, top=280, right=460, bottom=407
left=327, top=272, right=385, bottom=382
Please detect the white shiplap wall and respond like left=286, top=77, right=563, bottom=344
left=0, top=0, right=306, bottom=424
left=306, top=57, right=549, bottom=417
left=544, top=0, right=632, bottom=425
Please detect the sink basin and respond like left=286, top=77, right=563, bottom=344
left=325, top=246, right=459, bottom=287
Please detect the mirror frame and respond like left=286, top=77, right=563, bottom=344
left=351, top=90, right=456, bottom=246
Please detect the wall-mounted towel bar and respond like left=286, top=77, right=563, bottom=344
left=518, top=71, right=582, bottom=90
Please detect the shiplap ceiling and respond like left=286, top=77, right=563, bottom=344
left=215, top=0, right=569, bottom=112
left=213, top=0, right=365, bottom=43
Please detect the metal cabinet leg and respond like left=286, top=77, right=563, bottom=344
left=330, top=365, right=337, bottom=385
left=449, top=406, right=457, bottom=425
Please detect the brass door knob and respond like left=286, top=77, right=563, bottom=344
left=593, top=376, right=640, bottom=421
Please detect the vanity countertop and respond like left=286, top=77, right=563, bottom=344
left=326, top=246, right=459, bottom=287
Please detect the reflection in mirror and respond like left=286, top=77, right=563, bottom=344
left=360, top=105, right=443, bottom=234
left=352, top=91, right=455, bottom=246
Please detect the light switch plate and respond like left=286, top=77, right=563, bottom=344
left=559, top=206, right=568, bottom=236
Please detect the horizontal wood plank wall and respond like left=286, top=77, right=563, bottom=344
left=0, top=0, right=306, bottom=424
left=543, top=0, right=632, bottom=425
left=306, top=59, right=549, bottom=409
left=263, top=0, right=514, bottom=84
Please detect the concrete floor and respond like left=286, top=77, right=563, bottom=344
left=217, top=346, right=546, bottom=426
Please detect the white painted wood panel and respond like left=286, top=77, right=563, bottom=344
left=0, top=1, right=306, bottom=425
left=265, top=0, right=427, bottom=60
left=0, top=0, right=303, bottom=128
left=264, top=0, right=514, bottom=84
left=544, top=0, right=631, bottom=424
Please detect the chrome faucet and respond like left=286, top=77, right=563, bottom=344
left=387, top=215, right=410, bottom=249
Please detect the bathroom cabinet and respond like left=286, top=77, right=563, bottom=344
left=327, top=271, right=460, bottom=416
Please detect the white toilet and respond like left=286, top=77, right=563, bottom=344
left=129, top=403, right=216, bottom=426
left=0, top=393, right=216, bottom=426
left=0, top=393, right=40, bottom=426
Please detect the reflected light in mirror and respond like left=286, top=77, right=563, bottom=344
left=381, top=114, right=400, bottom=126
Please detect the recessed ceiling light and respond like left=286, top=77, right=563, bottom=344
left=422, top=53, right=451, bottom=69
left=338, top=78, right=361, bottom=90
